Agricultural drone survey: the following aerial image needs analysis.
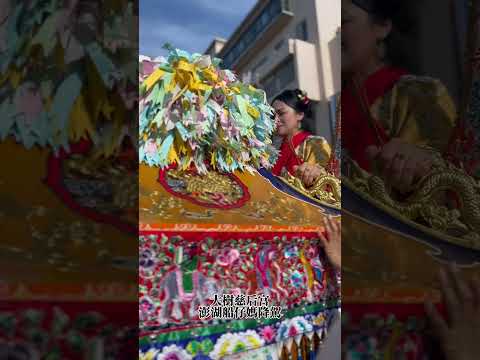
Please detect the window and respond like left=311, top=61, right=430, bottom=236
left=296, top=20, right=308, bottom=41
left=274, top=39, right=285, bottom=51
left=277, top=58, right=295, bottom=88
left=309, top=107, right=316, bottom=133
left=279, top=0, right=288, bottom=12
left=262, top=75, right=277, bottom=99
left=224, top=53, right=233, bottom=68
left=329, top=93, right=341, bottom=154
left=260, top=11, right=269, bottom=27
left=256, top=57, right=268, bottom=68
left=270, top=0, right=288, bottom=15
left=252, top=57, right=268, bottom=75
left=260, top=56, right=296, bottom=99
left=237, top=40, right=245, bottom=53
left=220, top=0, right=284, bottom=68
left=245, top=29, right=254, bottom=44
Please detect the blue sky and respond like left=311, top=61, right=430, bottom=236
left=140, top=0, right=257, bottom=58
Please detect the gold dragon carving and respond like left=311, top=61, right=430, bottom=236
left=343, top=153, right=480, bottom=249
left=283, top=169, right=342, bottom=208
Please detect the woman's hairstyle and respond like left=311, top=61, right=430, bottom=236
left=272, top=89, right=314, bottom=132
left=272, top=89, right=312, bottom=117
left=353, top=0, right=418, bottom=72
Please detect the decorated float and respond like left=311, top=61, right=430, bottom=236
left=138, top=46, right=341, bottom=359
left=0, top=1, right=138, bottom=358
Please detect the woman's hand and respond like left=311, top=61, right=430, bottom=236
left=366, top=138, right=434, bottom=194
left=318, top=216, right=341, bottom=270
left=293, top=163, right=323, bottom=188
left=424, top=265, right=480, bottom=360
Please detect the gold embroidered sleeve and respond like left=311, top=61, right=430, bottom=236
left=297, top=136, right=332, bottom=168
left=374, top=76, right=457, bottom=153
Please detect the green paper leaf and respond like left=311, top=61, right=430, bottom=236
left=30, top=11, right=58, bottom=57
left=50, top=73, right=82, bottom=132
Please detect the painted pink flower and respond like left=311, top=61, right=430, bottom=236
left=288, top=326, right=299, bottom=337
left=261, top=326, right=276, bottom=343
left=165, top=354, right=182, bottom=360
left=216, top=248, right=240, bottom=267
left=230, top=288, right=242, bottom=296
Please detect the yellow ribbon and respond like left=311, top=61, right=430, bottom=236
left=68, top=92, right=94, bottom=142
left=299, top=244, right=314, bottom=290
left=0, top=69, right=10, bottom=87
left=9, top=68, right=21, bottom=89
left=165, top=59, right=214, bottom=96
left=210, top=151, right=217, bottom=168
left=203, top=66, right=218, bottom=83
left=247, top=105, right=260, bottom=119
left=168, top=143, right=180, bottom=164
left=144, top=68, right=165, bottom=91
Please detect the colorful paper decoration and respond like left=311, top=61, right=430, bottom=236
left=139, top=45, right=278, bottom=174
left=0, top=0, right=138, bottom=156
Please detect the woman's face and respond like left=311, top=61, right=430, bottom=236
left=341, top=0, right=391, bottom=74
left=272, top=100, right=303, bottom=137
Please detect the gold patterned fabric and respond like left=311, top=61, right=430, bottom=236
left=297, top=135, right=332, bottom=169
left=0, top=139, right=137, bottom=301
left=370, top=75, right=456, bottom=152
left=343, top=74, right=480, bottom=246
left=140, top=165, right=337, bottom=230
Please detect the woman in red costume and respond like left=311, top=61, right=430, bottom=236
left=271, top=89, right=333, bottom=188
left=341, top=0, right=463, bottom=358
left=342, top=0, right=456, bottom=194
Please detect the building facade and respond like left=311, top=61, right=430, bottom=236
left=205, top=0, right=341, bottom=144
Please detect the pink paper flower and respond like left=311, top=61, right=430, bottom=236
left=145, top=140, right=157, bottom=156
left=142, top=60, right=156, bottom=77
